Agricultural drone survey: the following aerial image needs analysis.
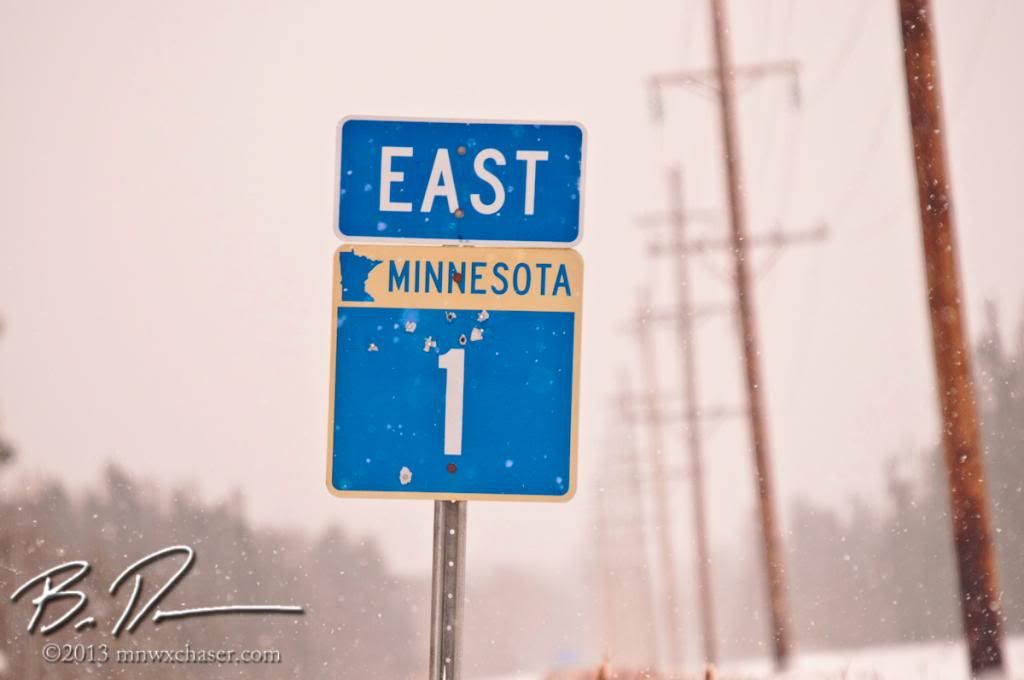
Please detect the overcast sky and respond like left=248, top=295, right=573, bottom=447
left=1, top=0, right=1020, bottom=582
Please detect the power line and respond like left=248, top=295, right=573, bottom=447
left=805, top=1, right=873, bottom=104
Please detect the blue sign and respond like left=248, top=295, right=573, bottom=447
left=326, top=245, right=582, bottom=500
left=336, top=117, right=585, bottom=246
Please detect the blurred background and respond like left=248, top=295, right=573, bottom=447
left=1, top=0, right=1022, bottom=678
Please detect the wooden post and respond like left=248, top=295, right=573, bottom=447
left=707, top=0, right=791, bottom=666
left=896, top=0, right=1004, bottom=674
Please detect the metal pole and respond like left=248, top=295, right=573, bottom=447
left=635, top=298, right=685, bottom=673
left=666, top=167, right=718, bottom=666
left=429, top=500, right=467, bottom=680
left=896, top=0, right=1005, bottom=674
left=707, top=0, right=792, bottom=667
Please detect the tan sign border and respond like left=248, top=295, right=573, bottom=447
left=325, top=244, right=583, bottom=501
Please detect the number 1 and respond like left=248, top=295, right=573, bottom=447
left=437, top=349, right=465, bottom=456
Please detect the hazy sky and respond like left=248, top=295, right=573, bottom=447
left=1, top=0, right=1020, bottom=582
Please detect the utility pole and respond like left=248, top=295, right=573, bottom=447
left=594, top=482, right=618, bottom=662
left=647, top=5, right=820, bottom=665
left=707, top=0, right=791, bottom=667
left=595, top=385, right=666, bottom=668
left=633, top=296, right=685, bottom=674
left=896, top=0, right=1004, bottom=675
left=664, top=166, right=718, bottom=666
left=617, top=379, right=664, bottom=670
left=0, top=318, right=11, bottom=680
left=641, top=195, right=823, bottom=670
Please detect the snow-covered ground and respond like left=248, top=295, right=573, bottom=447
left=725, top=636, right=1024, bottom=679
left=481, top=636, right=1024, bottom=680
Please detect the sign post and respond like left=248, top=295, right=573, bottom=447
left=328, top=116, right=585, bottom=679
left=429, top=500, right=467, bottom=680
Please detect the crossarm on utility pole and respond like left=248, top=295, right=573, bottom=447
left=649, top=60, right=800, bottom=120
left=647, top=224, right=827, bottom=257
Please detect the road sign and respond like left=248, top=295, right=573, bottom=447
left=326, top=244, right=582, bottom=500
left=336, top=117, right=585, bottom=246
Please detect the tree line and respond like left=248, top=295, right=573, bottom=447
left=715, top=302, right=1024, bottom=658
left=0, top=465, right=420, bottom=679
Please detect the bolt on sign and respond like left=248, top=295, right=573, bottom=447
left=326, top=244, right=582, bottom=500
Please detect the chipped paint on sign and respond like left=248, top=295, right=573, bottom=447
left=326, top=244, right=583, bottom=501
